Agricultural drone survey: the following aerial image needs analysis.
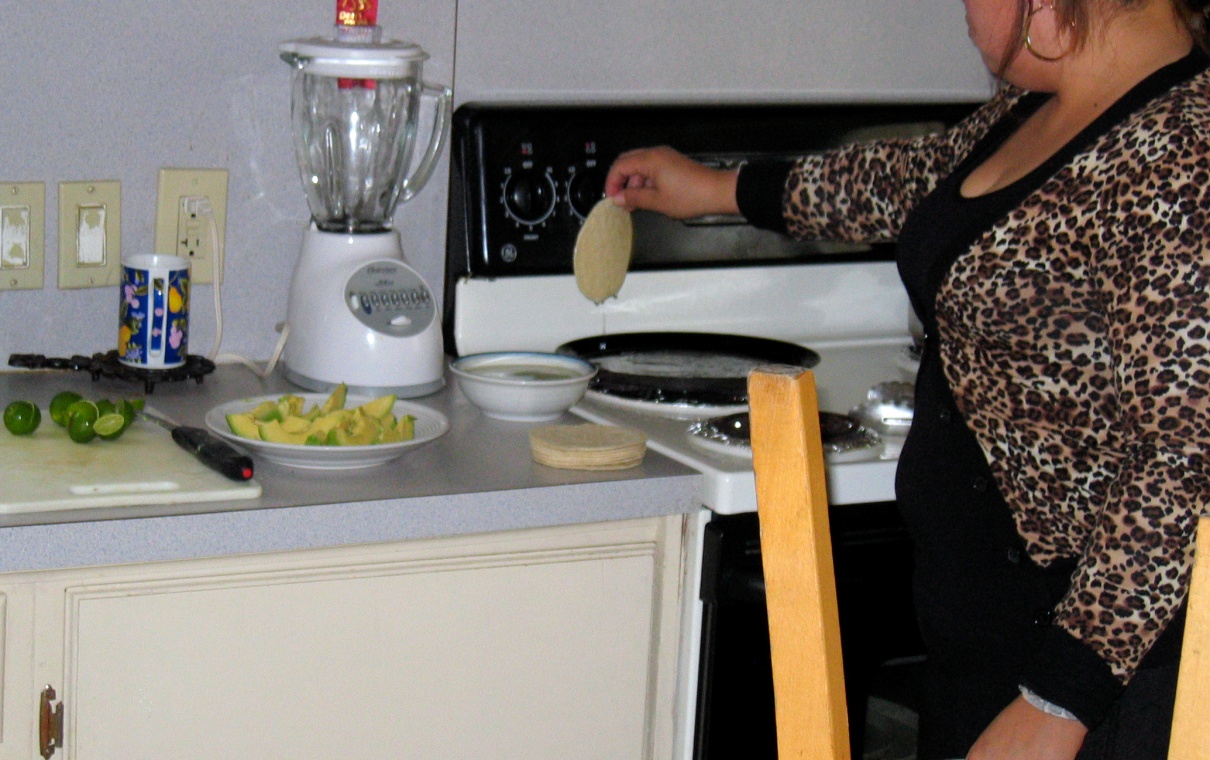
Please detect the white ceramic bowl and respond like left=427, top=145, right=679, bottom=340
left=449, top=352, right=598, bottom=421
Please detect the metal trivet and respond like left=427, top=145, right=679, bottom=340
left=8, top=351, right=216, bottom=394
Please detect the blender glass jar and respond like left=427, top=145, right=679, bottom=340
left=280, top=38, right=452, bottom=233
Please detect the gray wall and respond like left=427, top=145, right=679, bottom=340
left=0, top=1, right=985, bottom=366
left=0, top=0, right=456, bottom=365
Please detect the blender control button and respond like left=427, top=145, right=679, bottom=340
left=390, top=315, right=412, bottom=327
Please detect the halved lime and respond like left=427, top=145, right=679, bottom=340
left=116, top=399, right=137, bottom=427
left=4, top=401, right=41, bottom=435
left=49, top=391, right=83, bottom=426
left=95, top=399, right=116, bottom=418
left=95, top=412, right=128, bottom=441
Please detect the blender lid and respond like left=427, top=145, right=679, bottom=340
left=279, top=37, right=429, bottom=79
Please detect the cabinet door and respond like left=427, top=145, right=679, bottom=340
left=33, top=518, right=684, bottom=760
left=0, top=583, right=35, bottom=760
left=453, top=0, right=990, bottom=103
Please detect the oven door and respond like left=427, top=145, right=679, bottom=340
left=694, top=503, right=923, bottom=760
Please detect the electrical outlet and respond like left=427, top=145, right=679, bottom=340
left=154, top=168, right=228, bottom=284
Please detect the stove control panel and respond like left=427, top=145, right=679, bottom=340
left=443, top=102, right=976, bottom=357
left=345, top=260, right=435, bottom=338
left=446, top=102, right=974, bottom=284
left=450, top=107, right=680, bottom=277
left=492, top=137, right=608, bottom=250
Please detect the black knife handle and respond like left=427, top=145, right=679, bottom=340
left=171, top=426, right=255, bottom=481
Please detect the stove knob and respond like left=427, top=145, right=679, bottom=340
left=568, top=167, right=605, bottom=219
left=502, top=170, right=556, bottom=226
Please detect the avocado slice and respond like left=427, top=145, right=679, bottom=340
left=357, top=394, right=397, bottom=420
left=226, top=412, right=262, bottom=440
left=259, top=419, right=309, bottom=445
left=320, top=383, right=349, bottom=415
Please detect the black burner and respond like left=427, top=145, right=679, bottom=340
left=689, top=410, right=881, bottom=456
left=8, top=351, right=216, bottom=394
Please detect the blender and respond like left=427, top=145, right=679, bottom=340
left=278, top=12, right=452, bottom=397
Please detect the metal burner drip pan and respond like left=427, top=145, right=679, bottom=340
left=688, top=410, right=881, bottom=462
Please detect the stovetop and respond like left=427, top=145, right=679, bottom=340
left=572, top=340, right=916, bottom=513
left=442, top=103, right=948, bottom=514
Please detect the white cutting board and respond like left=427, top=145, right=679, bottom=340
left=0, top=414, right=261, bottom=514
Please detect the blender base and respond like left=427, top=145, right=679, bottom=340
left=283, top=227, right=446, bottom=398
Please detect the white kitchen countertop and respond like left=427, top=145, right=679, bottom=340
left=0, top=363, right=701, bottom=573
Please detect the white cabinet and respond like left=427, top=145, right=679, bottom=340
left=453, top=0, right=991, bottom=103
left=0, top=517, right=686, bottom=760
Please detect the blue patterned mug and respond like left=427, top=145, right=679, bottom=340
left=119, top=254, right=190, bottom=369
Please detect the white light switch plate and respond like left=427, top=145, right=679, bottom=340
left=0, top=181, right=45, bottom=291
left=58, top=180, right=121, bottom=289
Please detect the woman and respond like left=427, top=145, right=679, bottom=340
left=605, top=1, right=1210, bottom=758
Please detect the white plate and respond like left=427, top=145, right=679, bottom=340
left=204, top=393, right=450, bottom=471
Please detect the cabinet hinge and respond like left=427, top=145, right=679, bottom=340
left=39, top=685, right=64, bottom=759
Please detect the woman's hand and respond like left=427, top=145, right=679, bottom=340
left=966, top=696, right=1087, bottom=760
left=604, top=146, right=741, bottom=219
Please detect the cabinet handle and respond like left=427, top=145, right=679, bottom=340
left=39, top=685, right=64, bottom=759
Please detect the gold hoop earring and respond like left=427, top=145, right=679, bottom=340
left=1023, top=3, right=1070, bottom=62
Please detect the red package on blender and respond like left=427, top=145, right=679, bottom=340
left=336, top=0, right=378, bottom=88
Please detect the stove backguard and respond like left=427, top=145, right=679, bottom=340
left=443, top=101, right=977, bottom=350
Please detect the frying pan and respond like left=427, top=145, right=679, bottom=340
left=556, top=332, right=820, bottom=407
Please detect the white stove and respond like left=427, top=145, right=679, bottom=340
left=442, top=101, right=965, bottom=760
left=451, top=260, right=918, bottom=513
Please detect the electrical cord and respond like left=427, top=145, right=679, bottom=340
left=188, top=197, right=289, bottom=378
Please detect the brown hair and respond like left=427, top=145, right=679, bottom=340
left=995, top=0, right=1209, bottom=76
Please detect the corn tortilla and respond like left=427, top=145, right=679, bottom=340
left=574, top=199, right=634, bottom=304
left=529, top=423, right=647, bottom=470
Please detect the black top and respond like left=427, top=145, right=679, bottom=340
left=893, top=52, right=1207, bottom=737
left=735, top=48, right=1210, bottom=747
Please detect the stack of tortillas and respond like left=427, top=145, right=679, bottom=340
left=574, top=198, right=634, bottom=304
left=529, top=423, right=648, bottom=470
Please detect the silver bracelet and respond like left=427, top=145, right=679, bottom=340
left=1019, top=685, right=1080, bottom=721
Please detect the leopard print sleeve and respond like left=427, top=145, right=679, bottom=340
left=939, top=74, right=1210, bottom=682
left=1053, top=90, right=1210, bottom=680
left=780, top=88, right=1020, bottom=243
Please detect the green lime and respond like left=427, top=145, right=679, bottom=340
left=66, top=399, right=99, bottom=426
left=94, top=412, right=128, bottom=441
left=3, top=401, right=41, bottom=435
left=116, top=399, right=137, bottom=427
left=95, top=399, right=116, bottom=418
left=49, top=391, right=83, bottom=426
left=67, top=413, right=97, bottom=444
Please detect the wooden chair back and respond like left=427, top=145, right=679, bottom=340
left=1171, top=513, right=1210, bottom=759
left=748, top=366, right=850, bottom=760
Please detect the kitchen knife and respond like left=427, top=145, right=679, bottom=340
left=137, top=409, right=255, bottom=482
